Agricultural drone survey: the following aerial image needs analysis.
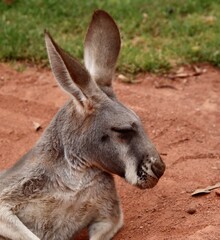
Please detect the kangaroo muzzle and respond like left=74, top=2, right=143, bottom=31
left=136, top=154, right=166, bottom=189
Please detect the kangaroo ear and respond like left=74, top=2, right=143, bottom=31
left=45, top=31, right=98, bottom=107
left=84, top=10, right=121, bottom=88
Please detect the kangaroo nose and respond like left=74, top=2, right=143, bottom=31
left=151, top=157, right=166, bottom=179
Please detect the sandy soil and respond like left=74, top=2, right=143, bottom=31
left=0, top=63, right=219, bottom=240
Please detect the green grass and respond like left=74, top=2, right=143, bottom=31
left=1, top=0, right=220, bottom=73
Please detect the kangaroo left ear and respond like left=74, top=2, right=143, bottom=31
left=84, top=10, right=121, bottom=88
left=45, top=31, right=100, bottom=109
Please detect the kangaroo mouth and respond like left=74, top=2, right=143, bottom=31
left=124, top=157, right=165, bottom=189
left=136, top=175, right=159, bottom=189
left=136, top=161, right=160, bottom=189
left=135, top=155, right=166, bottom=189
left=136, top=167, right=159, bottom=189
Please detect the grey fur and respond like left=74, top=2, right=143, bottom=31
left=0, top=10, right=165, bottom=240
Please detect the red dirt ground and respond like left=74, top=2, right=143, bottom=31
left=0, top=63, right=219, bottom=240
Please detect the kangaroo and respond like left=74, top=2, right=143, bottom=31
left=0, top=10, right=165, bottom=240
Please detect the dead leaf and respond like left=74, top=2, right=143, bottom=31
left=193, top=65, right=202, bottom=75
left=176, top=67, right=185, bottom=74
left=118, top=74, right=128, bottom=82
left=118, top=74, right=142, bottom=84
left=33, top=121, right=42, bottom=131
left=193, top=65, right=206, bottom=76
left=154, top=84, right=178, bottom=90
left=215, top=189, right=220, bottom=197
left=168, top=67, right=190, bottom=79
left=191, top=188, right=211, bottom=196
left=191, top=182, right=220, bottom=196
left=175, top=72, right=190, bottom=78
left=168, top=65, right=206, bottom=80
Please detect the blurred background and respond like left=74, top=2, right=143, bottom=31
left=0, top=1, right=220, bottom=240
left=1, top=0, right=220, bottom=74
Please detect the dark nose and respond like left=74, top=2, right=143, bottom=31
left=151, top=157, right=166, bottom=179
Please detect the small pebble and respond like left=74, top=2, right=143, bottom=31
left=33, top=121, right=42, bottom=131
left=186, top=208, right=196, bottom=215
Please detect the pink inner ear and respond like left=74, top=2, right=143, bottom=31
left=84, top=10, right=121, bottom=86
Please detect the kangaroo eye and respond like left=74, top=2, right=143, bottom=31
left=112, top=127, right=134, bottom=133
left=111, top=127, right=135, bottom=140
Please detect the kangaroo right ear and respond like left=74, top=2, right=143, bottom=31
left=45, top=31, right=98, bottom=107
left=84, top=10, right=121, bottom=88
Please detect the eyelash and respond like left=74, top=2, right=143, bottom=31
left=111, top=127, right=135, bottom=139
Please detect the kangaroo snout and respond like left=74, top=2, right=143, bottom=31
left=136, top=153, right=165, bottom=189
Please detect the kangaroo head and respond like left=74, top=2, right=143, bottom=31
left=45, top=10, right=165, bottom=189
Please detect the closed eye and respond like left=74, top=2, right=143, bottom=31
left=111, top=127, right=134, bottom=133
left=111, top=126, right=135, bottom=140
